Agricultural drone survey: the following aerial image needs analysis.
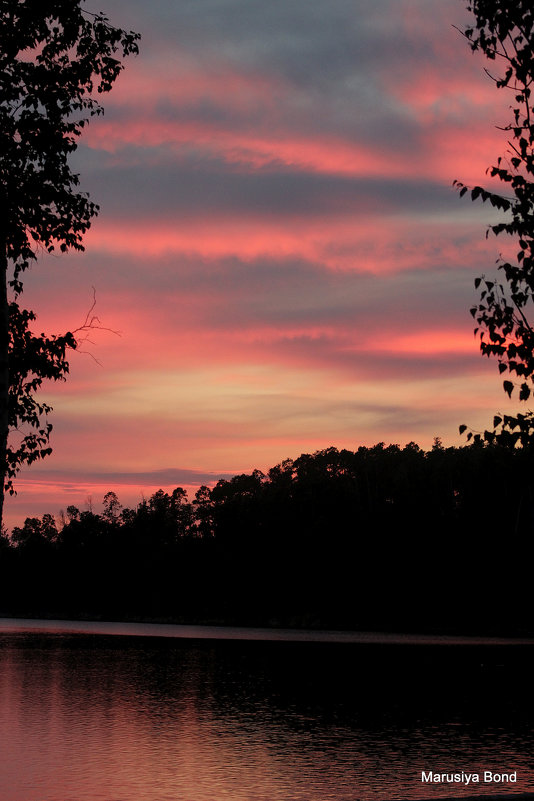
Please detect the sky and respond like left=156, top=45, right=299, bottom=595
left=5, top=0, right=519, bottom=528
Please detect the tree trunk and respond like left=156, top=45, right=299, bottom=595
left=0, top=229, right=8, bottom=531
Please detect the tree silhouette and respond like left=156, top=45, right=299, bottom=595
left=1, top=444, right=532, bottom=633
left=455, top=1, right=534, bottom=445
left=102, top=490, right=122, bottom=524
left=0, top=2, right=140, bottom=526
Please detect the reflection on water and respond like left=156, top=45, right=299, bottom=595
left=0, top=624, right=534, bottom=801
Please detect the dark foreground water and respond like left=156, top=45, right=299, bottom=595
left=1, top=620, right=534, bottom=801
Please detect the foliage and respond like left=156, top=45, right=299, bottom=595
left=102, top=490, right=122, bottom=524
left=455, top=1, right=534, bottom=444
left=5, top=302, right=75, bottom=496
left=0, top=0, right=140, bottom=288
left=11, top=512, right=58, bottom=549
left=0, top=2, right=140, bottom=523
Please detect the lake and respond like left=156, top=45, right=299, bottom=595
left=1, top=619, right=534, bottom=801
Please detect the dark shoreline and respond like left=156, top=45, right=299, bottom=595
left=2, top=610, right=534, bottom=640
left=2, top=615, right=534, bottom=646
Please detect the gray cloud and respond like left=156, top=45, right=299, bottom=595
left=104, top=0, right=453, bottom=85
left=24, top=466, right=235, bottom=486
left=76, top=158, right=459, bottom=221
left=92, top=0, right=467, bottom=161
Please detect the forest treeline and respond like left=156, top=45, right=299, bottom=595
left=1, top=441, right=533, bottom=635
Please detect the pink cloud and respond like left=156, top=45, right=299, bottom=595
left=82, top=107, right=507, bottom=192
left=81, top=215, right=498, bottom=274
left=5, top=0, right=520, bottom=533
left=85, top=117, right=412, bottom=178
left=110, top=56, right=286, bottom=111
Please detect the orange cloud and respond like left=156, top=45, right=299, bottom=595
left=369, top=329, right=477, bottom=355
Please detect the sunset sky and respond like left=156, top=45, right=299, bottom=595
left=5, top=0, right=518, bottom=528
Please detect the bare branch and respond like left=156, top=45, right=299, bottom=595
left=70, top=287, right=121, bottom=342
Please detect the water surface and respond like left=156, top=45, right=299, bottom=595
left=1, top=620, right=533, bottom=801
